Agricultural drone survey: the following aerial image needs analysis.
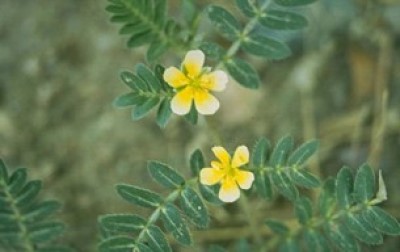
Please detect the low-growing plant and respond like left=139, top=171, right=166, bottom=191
left=1, top=0, right=399, bottom=251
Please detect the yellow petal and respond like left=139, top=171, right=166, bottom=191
left=171, top=87, right=194, bottom=115
left=193, top=90, right=219, bottom=115
left=212, top=146, right=231, bottom=166
left=219, top=178, right=240, bottom=203
left=163, top=67, right=189, bottom=88
left=235, top=170, right=254, bottom=190
left=211, top=161, right=222, bottom=169
left=201, top=70, right=228, bottom=91
left=200, top=168, right=224, bottom=185
left=183, top=50, right=205, bottom=78
left=231, top=145, right=249, bottom=168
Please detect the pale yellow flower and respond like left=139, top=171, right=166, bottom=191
left=200, top=146, right=254, bottom=203
left=163, top=50, right=228, bottom=115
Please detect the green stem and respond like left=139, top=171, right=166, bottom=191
left=1, top=182, right=35, bottom=252
left=216, top=0, right=273, bottom=67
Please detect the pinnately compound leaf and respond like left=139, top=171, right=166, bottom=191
left=363, top=206, right=400, bottom=235
left=22, top=200, right=62, bottom=223
left=199, top=42, right=225, bottom=61
left=207, top=5, right=241, bottom=41
left=113, top=93, right=146, bottom=108
left=304, top=230, right=331, bottom=252
left=145, top=225, right=172, bottom=252
left=224, top=57, right=260, bottom=89
left=199, top=184, right=223, bottom=205
left=98, top=236, right=136, bottom=252
left=15, top=180, right=42, bottom=208
left=270, top=135, right=294, bottom=168
left=136, top=64, right=161, bottom=92
left=99, top=214, right=147, bottom=233
left=344, top=213, right=383, bottom=245
left=354, top=163, right=375, bottom=204
left=336, top=167, right=353, bottom=209
left=148, top=161, right=185, bottom=189
left=325, top=223, right=359, bottom=252
left=294, top=197, right=312, bottom=225
left=274, top=0, right=317, bottom=6
left=318, top=178, right=336, bottom=217
left=287, top=140, right=319, bottom=167
left=161, top=203, right=192, bottom=245
left=180, top=187, right=209, bottom=228
left=236, top=0, right=257, bottom=17
left=254, top=170, right=273, bottom=199
left=242, top=34, right=291, bottom=60
left=0, top=159, right=8, bottom=183
left=259, top=10, right=308, bottom=30
left=8, top=168, right=28, bottom=195
left=28, top=221, right=65, bottom=243
left=131, top=97, right=160, bottom=120
left=116, top=184, right=162, bottom=208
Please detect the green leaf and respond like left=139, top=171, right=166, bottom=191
left=180, top=187, right=209, bottom=228
left=325, top=224, right=359, bottom=252
left=132, top=97, right=160, bottom=120
left=127, top=31, right=155, bottom=48
left=36, top=246, right=73, bottom=252
left=182, top=0, right=197, bottom=26
left=116, top=184, right=162, bottom=208
left=354, top=163, right=375, bottom=204
left=28, top=221, right=65, bottom=243
left=8, top=168, right=28, bottom=195
left=0, top=159, right=8, bottom=184
left=259, top=10, right=308, bottom=30
left=318, top=178, right=336, bottom=217
left=344, top=213, right=383, bottom=245
left=251, top=137, right=271, bottom=168
left=153, top=0, right=167, bottom=26
left=190, top=149, right=205, bottom=176
left=207, top=5, right=241, bottom=41
left=279, top=239, right=299, bottom=252
left=98, top=236, right=136, bottom=252
left=120, top=71, right=138, bottom=90
left=254, top=170, right=273, bottom=199
left=224, top=57, right=260, bottom=89
left=145, top=225, right=172, bottom=252
left=236, top=0, right=256, bottom=17
left=235, top=239, right=251, bottom=252
left=242, top=34, right=291, bottom=60
left=148, top=161, right=185, bottom=189
left=265, top=219, right=288, bottom=235
left=304, top=230, right=331, bottom=252
left=15, top=180, right=42, bottom=208
left=274, top=0, right=317, bottom=6
left=113, top=93, right=146, bottom=108
left=147, top=41, right=169, bottom=63
left=200, top=42, right=225, bottom=61
left=99, top=214, right=146, bottom=233
left=184, top=104, right=198, bottom=125
left=336, top=167, right=353, bottom=209
left=287, top=140, right=319, bottom=167
left=363, top=206, right=400, bottom=235
left=199, top=184, right=223, bottom=205
left=23, top=200, right=61, bottom=223
left=156, top=98, right=172, bottom=128
left=270, top=136, right=294, bottom=167
left=295, top=197, right=312, bottom=225
left=290, top=169, right=320, bottom=188
left=161, top=203, right=192, bottom=245
left=136, top=64, right=161, bottom=92
left=137, top=243, right=152, bottom=252
left=271, top=171, right=298, bottom=201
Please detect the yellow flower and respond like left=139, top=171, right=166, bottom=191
left=163, top=50, right=228, bottom=115
left=200, top=146, right=254, bottom=203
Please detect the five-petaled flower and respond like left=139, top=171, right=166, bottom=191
left=200, top=146, right=254, bottom=203
left=163, top=50, right=228, bottom=115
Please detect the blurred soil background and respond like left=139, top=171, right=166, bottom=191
left=1, top=0, right=400, bottom=251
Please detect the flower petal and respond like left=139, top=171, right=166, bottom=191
left=231, top=145, right=249, bottom=168
left=235, top=170, right=254, bottom=190
left=163, top=67, right=189, bottom=88
left=200, top=168, right=224, bottom=185
left=211, top=161, right=223, bottom=169
left=193, top=90, right=220, bottom=115
left=202, top=70, right=228, bottom=91
left=212, top=146, right=231, bottom=166
left=183, top=50, right=205, bottom=78
left=219, top=178, right=240, bottom=203
left=171, top=87, right=194, bottom=115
